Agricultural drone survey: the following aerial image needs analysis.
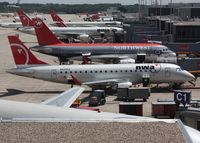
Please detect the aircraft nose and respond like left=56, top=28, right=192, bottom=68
left=183, top=70, right=195, bottom=81
left=170, top=52, right=176, bottom=56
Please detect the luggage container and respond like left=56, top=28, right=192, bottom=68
left=119, top=102, right=143, bottom=116
left=117, top=88, right=128, bottom=101
left=152, top=101, right=176, bottom=118
left=128, top=87, right=150, bottom=101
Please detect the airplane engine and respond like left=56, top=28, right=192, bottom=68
left=156, top=56, right=177, bottom=64
left=118, top=82, right=132, bottom=88
left=78, top=34, right=90, bottom=43
left=119, top=58, right=135, bottom=64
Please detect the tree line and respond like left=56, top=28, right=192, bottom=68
left=0, top=2, right=139, bottom=13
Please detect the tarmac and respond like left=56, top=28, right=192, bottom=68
left=0, top=13, right=200, bottom=117
left=0, top=13, right=200, bottom=142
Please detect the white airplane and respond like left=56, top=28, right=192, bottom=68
left=50, top=10, right=123, bottom=28
left=17, top=10, right=125, bottom=42
left=0, top=13, right=22, bottom=28
left=0, top=22, right=22, bottom=28
left=7, top=35, right=195, bottom=88
left=0, top=87, right=200, bottom=142
left=0, top=17, right=22, bottom=28
left=0, top=13, right=15, bottom=17
left=0, top=87, right=143, bottom=119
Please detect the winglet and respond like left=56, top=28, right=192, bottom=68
left=71, top=75, right=82, bottom=85
left=82, top=55, right=91, bottom=64
left=17, top=9, right=34, bottom=27
left=8, top=35, right=47, bottom=66
left=32, top=18, right=63, bottom=45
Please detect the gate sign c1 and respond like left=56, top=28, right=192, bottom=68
left=174, top=90, right=191, bottom=106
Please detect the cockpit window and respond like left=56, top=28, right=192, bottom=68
left=162, top=48, right=168, bottom=51
left=176, top=68, right=182, bottom=72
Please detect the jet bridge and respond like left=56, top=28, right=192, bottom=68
left=178, top=58, right=200, bottom=75
left=165, top=42, right=200, bottom=56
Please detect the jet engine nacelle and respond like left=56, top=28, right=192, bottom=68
left=118, top=82, right=132, bottom=88
left=78, top=34, right=90, bottom=43
left=157, top=56, right=177, bottom=64
left=119, top=58, right=135, bottom=64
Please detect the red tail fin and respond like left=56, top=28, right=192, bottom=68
left=32, top=18, right=63, bottom=45
left=17, top=9, right=34, bottom=27
left=50, top=10, right=66, bottom=27
left=8, top=35, right=47, bottom=66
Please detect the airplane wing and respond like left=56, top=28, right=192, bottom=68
left=54, top=32, right=86, bottom=38
left=41, top=87, right=84, bottom=108
left=83, top=79, right=123, bottom=86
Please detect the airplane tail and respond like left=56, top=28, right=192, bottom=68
left=50, top=10, right=66, bottom=27
left=32, top=18, right=63, bottom=45
left=17, top=9, right=34, bottom=27
left=8, top=35, right=47, bottom=66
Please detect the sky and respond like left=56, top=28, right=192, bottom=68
left=1, top=0, right=200, bottom=5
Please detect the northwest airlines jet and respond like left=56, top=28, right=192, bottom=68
left=30, top=19, right=177, bottom=64
left=7, top=36, right=194, bottom=88
left=17, top=10, right=124, bottom=42
left=50, top=10, right=123, bottom=27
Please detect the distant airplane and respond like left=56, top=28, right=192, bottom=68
left=30, top=18, right=177, bottom=64
left=50, top=10, right=123, bottom=27
left=0, top=86, right=199, bottom=142
left=85, top=13, right=114, bottom=22
left=17, top=10, right=124, bottom=42
left=0, top=22, right=22, bottom=28
left=0, top=13, right=15, bottom=17
left=0, top=12, right=22, bottom=28
left=7, top=35, right=194, bottom=89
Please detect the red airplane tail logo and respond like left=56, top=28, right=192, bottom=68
left=8, top=35, right=47, bottom=66
left=32, top=18, right=62, bottom=46
left=50, top=10, right=63, bottom=22
left=33, top=18, right=43, bottom=28
left=50, top=10, right=66, bottom=27
left=17, top=10, right=34, bottom=27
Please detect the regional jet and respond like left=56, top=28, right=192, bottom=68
left=30, top=18, right=177, bottom=64
left=7, top=36, right=194, bottom=88
left=17, top=10, right=124, bottom=42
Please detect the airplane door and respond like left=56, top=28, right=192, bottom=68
left=51, top=70, right=57, bottom=80
left=165, top=67, right=170, bottom=77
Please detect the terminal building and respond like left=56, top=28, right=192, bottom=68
left=172, top=21, right=200, bottom=43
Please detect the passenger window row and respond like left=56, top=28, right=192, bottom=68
left=60, top=70, right=133, bottom=74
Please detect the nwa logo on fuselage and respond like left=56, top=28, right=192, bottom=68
left=135, top=64, right=161, bottom=73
